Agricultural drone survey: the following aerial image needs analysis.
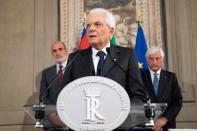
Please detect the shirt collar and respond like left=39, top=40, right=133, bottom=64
left=149, top=68, right=161, bottom=75
left=56, top=60, right=67, bottom=68
left=92, top=43, right=110, bottom=56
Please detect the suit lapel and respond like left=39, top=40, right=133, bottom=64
left=80, top=47, right=95, bottom=75
left=157, top=70, right=167, bottom=97
left=48, top=65, right=58, bottom=85
left=52, top=65, right=57, bottom=75
left=145, top=70, right=157, bottom=98
left=101, top=45, right=119, bottom=76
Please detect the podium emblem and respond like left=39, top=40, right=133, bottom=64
left=57, top=76, right=130, bottom=131
left=84, top=86, right=105, bottom=122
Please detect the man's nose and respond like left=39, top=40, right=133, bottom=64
left=88, top=24, right=96, bottom=31
left=56, top=50, right=62, bottom=55
left=153, top=59, right=158, bottom=64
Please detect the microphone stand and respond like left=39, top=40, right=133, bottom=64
left=33, top=104, right=45, bottom=128
left=144, top=99, right=155, bottom=127
left=41, top=50, right=81, bottom=103
left=33, top=50, right=81, bottom=128
left=106, top=47, right=146, bottom=102
left=106, top=47, right=156, bottom=128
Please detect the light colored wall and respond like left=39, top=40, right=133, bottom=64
left=0, top=0, right=197, bottom=130
left=0, top=0, right=58, bottom=130
left=165, top=0, right=197, bottom=128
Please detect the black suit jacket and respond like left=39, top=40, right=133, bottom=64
left=141, top=69, right=183, bottom=130
left=40, top=65, right=65, bottom=104
left=62, top=45, right=146, bottom=102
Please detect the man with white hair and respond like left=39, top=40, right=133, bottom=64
left=63, top=8, right=146, bottom=101
left=141, top=46, right=183, bottom=131
left=62, top=8, right=147, bottom=130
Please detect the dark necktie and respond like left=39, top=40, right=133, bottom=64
left=58, top=64, right=63, bottom=82
left=96, top=51, right=105, bottom=76
left=153, top=72, right=159, bottom=95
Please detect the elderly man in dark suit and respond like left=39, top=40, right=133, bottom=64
left=141, top=46, right=183, bottom=131
left=62, top=8, right=146, bottom=130
left=39, top=41, right=68, bottom=130
left=63, top=8, right=146, bottom=104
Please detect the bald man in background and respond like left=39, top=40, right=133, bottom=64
left=39, top=41, right=69, bottom=130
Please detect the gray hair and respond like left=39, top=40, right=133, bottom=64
left=146, top=46, right=165, bottom=59
left=51, top=41, right=67, bottom=50
left=87, top=8, right=116, bottom=29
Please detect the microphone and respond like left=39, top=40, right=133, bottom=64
left=106, top=48, right=143, bottom=88
left=106, top=47, right=149, bottom=102
left=106, top=47, right=155, bottom=127
left=34, top=50, right=81, bottom=128
left=40, top=50, right=81, bottom=104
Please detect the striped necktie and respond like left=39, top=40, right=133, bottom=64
left=58, top=64, right=63, bottom=82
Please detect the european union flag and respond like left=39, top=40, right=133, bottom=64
left=135, top=22, right=148, bottom=72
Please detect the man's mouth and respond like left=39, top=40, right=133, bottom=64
left=56, top=56, right=62, bottom=59
left=89, top=35, right=97, bottom=38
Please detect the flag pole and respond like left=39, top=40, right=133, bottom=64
left=83, top=12, right=86, bottom=26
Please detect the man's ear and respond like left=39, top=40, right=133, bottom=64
left=110, top=27, right=115, bottom=34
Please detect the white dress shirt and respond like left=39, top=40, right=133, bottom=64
left=56, top=60, right=67, bottom=74
left=149, top=68, right=161, bottom=83
left=92, top=43, right=110, bottom=74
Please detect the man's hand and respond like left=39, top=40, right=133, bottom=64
left=153, top=117, right=168, bottom=131
left=49, top=113, right=66, bottom=127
